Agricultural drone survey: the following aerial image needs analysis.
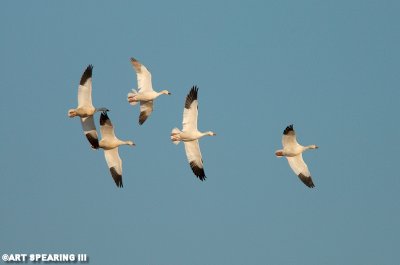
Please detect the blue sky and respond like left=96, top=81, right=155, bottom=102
left=1, top=1, right=399, bottom=264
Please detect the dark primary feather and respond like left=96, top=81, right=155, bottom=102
left=298, top=173, right=315, bottom=188
left=138, top=101, right=153, bottom=125
left=283, top=124, right=294, bottom=135
left=185, top=86, right=199, bottom=109
left=80, top=65, right=93, bottom=85
left=110, top=167, right=123, bottom=188
left=139, top=111, right=149, bottom=125
left=130, top=57, right=142, bottom=73
left=189, top=161, right=206, bottom=181
left=85, top=133, right=99, bottom=149
left=100, top=111, right=111, bottom=126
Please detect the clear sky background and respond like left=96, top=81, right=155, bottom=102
left=1, top=1, right=399, bottom=265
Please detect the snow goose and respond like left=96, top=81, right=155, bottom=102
left=68, top=65, right=109, bottom=149
left=99, top=111, right=135, bottom=187
left=275, top=124, right=318, bottom=188
left=171, top=86, right=216, bottom=181
left=127, top=57, right=171, bottom=125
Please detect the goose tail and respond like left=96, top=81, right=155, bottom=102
left=171, top=128, right=182, bottom=145
left=127, top=89, right=139, bottom=106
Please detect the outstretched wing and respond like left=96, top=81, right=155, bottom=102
left=282, top=124, right=299, bottom=148
left=130, top=57, right=153, bottom=92
left=80, top=116, right=99, bottom=149
left=182, top=86, right=199, bottom=131
left=77, top=65, right=94, bottom=108
left=138, top=100, right=154, bottom=125
left=104, top=148, right=123, bottom=188
left=286, top=154, right=315, bottom=188
left=184, top=140, right=205, bottom=181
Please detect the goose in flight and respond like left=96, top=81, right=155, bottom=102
left=127, top=57, right=171, bottom=125
left=275, top=124, right=318, bottom=188
left=68, top=65, right=109, bottom=149
left=171, top=86, right=216, bottom=181
left=99, top=111, right=135, bottom=187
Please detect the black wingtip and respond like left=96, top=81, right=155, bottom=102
left=298, top=173, right=315, bottom=188
left=80, top=64, right=93, bottom=85
left=283, top=124, right=294, bottom=135
left=110, top=167, right=123, bottom=188
left=189, top=161, right=206, bottom=181
left=138, top=111, right=148, bottom=125
left=185, top=86, right=199, bottom=109
left=100, top=111, right=110, bottom=126
left=85, top=133, right=99, bottom=149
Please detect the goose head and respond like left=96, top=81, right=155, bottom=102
left=207, top=131, right=217, bottom=136
left=305, top=144, right=319, bottom=150
left=160, top=90, right=172, bottom=95
left=125, top=140, right=135, bottom=146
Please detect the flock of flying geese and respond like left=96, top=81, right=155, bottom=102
left=68, top=57, right=319, bottom=189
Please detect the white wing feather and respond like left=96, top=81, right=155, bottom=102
left=78, top=85, right=93, bottom=108
left=80, top=116, right=98, bottom=148
left=184, top=140, right=206, bottom=180
left=80, top=116, right=97, bottom=136
left=183, top=99, right=198, bottom=131
left=184, top=140, right=203, bottom=167
left=100, top=114, right=117, bottom=141
left=287, top=154, right=315, bottom=188
left=282, top=131, right=298, bottom=148
left=77, top=66, right=93, bottom=108
left=104, top=148, right=122, bottom=175
left=139, top=101, right=154, bottom=125
left=287, top=154, right=310, bottom=177
left=131, top=58, right=153, bottom=93
left=104, top=147, right=123, bottom=187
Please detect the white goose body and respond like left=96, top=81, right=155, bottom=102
left=127, top=57, right=171, bottom=125
left=275, top=124, right=318, bottom=188
left=282, top=144, right=308, bottom=157
left=133, top=91, right=165, bottom=102
left=176, top=131, right=212, bottom=142
left=171, top=86, right=216, bottom=181
left=99, top=138, right=133, bottom=150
